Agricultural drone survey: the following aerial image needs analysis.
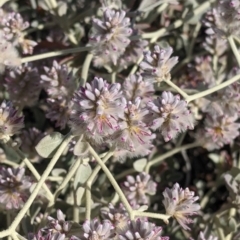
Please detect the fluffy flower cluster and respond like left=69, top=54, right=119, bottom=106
left=0, top=30, right=21, bottom=73
left=41, top=61, right=76, bottom=129
left=0, top=167, right=31, bottom=210
left=162, top=183, right=200, bottom=230
left=0, top=8, right=37, bottom=54
left=122, top=172, right=157, bottom=206
left=90, top=8, right=132, bottom=66
left=214, top=0, right=240, bottom=36
left=4, top=64, right=41, bottom=108
left=147, top=91, right=194, bottom=141
left=140, top=45, right=178, bottom=83
left=0, top=100, right=24, bottom=141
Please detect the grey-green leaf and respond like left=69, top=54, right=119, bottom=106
left=133, top=158, right=147, bottom=172
left=74, top=163, right=92, bottom=189
left=35, top=132, right=64, bottom=158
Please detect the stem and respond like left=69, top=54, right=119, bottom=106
left=145, top=142, right=200, bottom=173
left=164, top=80, right=189, bottom=99
left=115, top=168, right=136, bottom=180
left=9, top=144, right=54, bottom=202
left=80, top=53, right=93, bottom=86
left=215, top=217, right=225, bottom=240
left=186, top=73, right=240, bottom=102
left=111, top=71, right=116, bottom=83
left=85, top=150, right=114, bottom=220
left=7, top=133, right=73, bottom=232
left=7, top=213, right=11, bottom=240
left=228, top=35, right=240, bottom=67
left=133, top=210, right=171, bottom=223
left=73, top=189, right=79, bottom=223
left=87, top=144, right=134, bottom=220
left=21, top=47, right=92, bottom=63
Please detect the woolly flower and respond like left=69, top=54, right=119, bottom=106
left=0, top=10, right=37, bottom=54
left=111, top=98, right=154, bottom=160
left=188, top=56, right=216, bottom=87
left=203, top=114, right=240, bottom=150
left=147, top=91, right=194, bottom=142
left=0, top=100, right=24, bottom=141
left=41, top=60, right=76, bottom=101
left=101, top=203, right=129, bottom=229
left=203, top=82, right=240, bottom=117
left=119, top=36, right=148, bottom=69
left=122, top=172, right=157, bottom=205
left=42, top=210, right=73, bottom=238
left=116, top=218, right=169, bottom=240
left=90, top=8, right=132, bottom=66
left=140, top=45, right=178, bottom=83
left=214, top=0, right=240, bottom=36
left=79, top=219, right=115, bottom=240
left=5, top=63, right=41, bottom=108
left=0, top=30, right=21, bottom=73
left=41, top=61, right=76, bottom=129
left=70, top=77, right=125, bottom=144
left=0, top=167, right=31, bottom=210
left=197, top=231, right=218, bottom=240
left=20, top=128, right=45, bottom=162
left=123, top=74, right=154, bottom=105
left=162, top=183, right=200, bottom=230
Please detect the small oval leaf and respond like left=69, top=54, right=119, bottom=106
left=133, top=158, right=147, bottom=172
left=74, top=163, right=92, bottom=189
left=35, top=132, right=64, bottom=158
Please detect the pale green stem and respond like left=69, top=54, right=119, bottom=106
left=21, top=47, right=91, bottom=63
left=186, top=73, right=240, bottom=102
left=1, top=160, right=18, bottom=167
left=226, top=208, right=237, bottom=240
left=164, top=79, right=189, bottom=99
left=132, top=210, right=171, bottom=223
left=53, top=159, right=81, bottom=201
left=142, top=1, right=168, bottom=12
left=200, top=186, right=217, bottom=209
left=0, top=0, right=10, bottom=7
left=7, top=213, right=11, bottom=240
left=145, top=142, right=200, bottom=173
left=46, top=0, right=57, bottom=9
left=73, top=189, right=79, bottom=223
left=16, top=233, right=27, bottom=240
left=228, top=35, right=240, bottom=67
left=215, top=217, right=225, bottom=240
left=3, top=133, right=73, bottom=234
left=111, top=71, right=116, bottom=83
left=142, top=0, right=215, bottom=40
left=87, top=144, right=134, bottom=220
left=157, top=3, right=168, bottom=13
left=85, top=150, right=114, bottom=220
left=10, top=233, right=19, bottom=240
left=80, top=53, right=93, bottom=86
left=10, top=145, right=54, bottom=202
left=115, top=168, right=136, bottom=180
left=187, top=22, right=201, bottom=57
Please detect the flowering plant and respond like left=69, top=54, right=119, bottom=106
left=0, top=0, right=239, bottom=239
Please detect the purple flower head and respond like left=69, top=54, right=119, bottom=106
left=5, top=63, right=41, bottom=108
left=147, top=91, right=194, bottom=142
left=111, top=98, right=155, bottom=160
left=117, top=218, right=169, bottom=240
left=123, top=74, right=154, bottom=105
left=28, top=231, right=65, bottom=240
left=101, top=203, right=129, bottom=229
left=162, top=183, right=200, bottom=230
left=0, top=10, right=37, bottom=54
left=0, top=167, right=31, bottom=210
left=90, top=8, right=132, bottom=66
left=43, top=210, right=73, bottom=237
left=122, top=172, right=157, bottom=206
left=140, top=45, right=178, bottom=83
left=70, top=77, right=125, bottom=144
left=0, top=100, right=24, bottom=141
left=80, top=218, right=115, bottom=240
left=202, top=114, right=240, bottom=150
left=41, top=60, right=76, bottom=101
left=0, top=30, right=21, bottom=73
